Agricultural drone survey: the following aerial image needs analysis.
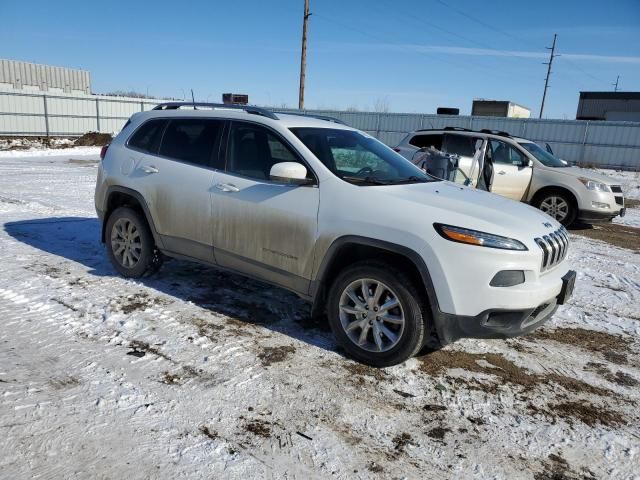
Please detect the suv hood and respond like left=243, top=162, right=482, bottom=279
left=544, top=166, right=616, bottom=185
left=379, top=181, right=559, bottom=239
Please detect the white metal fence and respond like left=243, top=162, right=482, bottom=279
left=1, top=90, right=639, bottom=169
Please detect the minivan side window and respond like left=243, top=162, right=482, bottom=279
left=158, top=118, right=223, bottom=167
left=128, top=119, right=167, bottom=154
left=227, top=122, right=303, bottom=181
left=409, top=134, right=443, bottom=150
left=443, top=134, right=479, bottom=157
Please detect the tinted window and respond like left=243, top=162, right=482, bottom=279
left=489, top=140, right=525, bottom=165
left=159, top=119, right=222, bottom=166
left=227, top=122, right=302, bottom=180
left=409, top=134, right=443, bottom=150
left=444, top=134, right=479, bottom=157
left=128, top=119, right=166, bottom=154
left=519, top=142, right=568, bottom=167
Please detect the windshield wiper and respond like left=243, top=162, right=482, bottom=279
left=393, top=175, right=429, bottom=184
left=341, top=175, right=393, bottom=185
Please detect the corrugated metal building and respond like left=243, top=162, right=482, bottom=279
left=0, top=59, right=90, bottom=94
left=576, top=91, right=640, bottom=122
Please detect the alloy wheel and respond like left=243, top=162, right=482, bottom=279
left=111, top=218, right=143, bottom=268
left=338, top=278, right=405, bottom=353
left=539, top=196, right=569, bottom=222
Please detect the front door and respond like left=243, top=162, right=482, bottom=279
left=487, top=139, right=533, bottom=201
left=211, top=121, right=319, bottom=294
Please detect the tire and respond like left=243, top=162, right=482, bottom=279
left=534, top=191, right=577, bottom=227
left=105, top=207, right=158, bottom=278
left=327, top=261, right=428, bottom=367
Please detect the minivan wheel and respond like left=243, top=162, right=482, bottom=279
left=535, top=192, right=576, bottom=227
left=327, top=262, right=427, bottom=367
left=106, top=207, right=157, bottom=278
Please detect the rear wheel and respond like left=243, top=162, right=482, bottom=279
left=106, top=207, right=160, bottom=277
left=327, top=262, right=428, bottom=367
left=535, top=191, right=576, bottom=227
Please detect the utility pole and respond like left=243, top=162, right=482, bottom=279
left=539, top=33, right=558, bottom=119
left=613, top=75, right=620, bottom=92
left=298, top=0, right=310, bottom=110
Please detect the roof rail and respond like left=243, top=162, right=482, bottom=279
left=479, top=128, right=512, bottom=138
left=444, top=126, right=473, bottom=132
left=151, top=102, right=279, bottom=120
left=277, top=112, right=347, bottom=125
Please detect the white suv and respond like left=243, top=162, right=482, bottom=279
left=95, top=103, right=575, bottom=366
left=395, top=128, right=626, bottom=227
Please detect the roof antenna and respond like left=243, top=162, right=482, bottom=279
left=191, top=89, right=197, bottom=110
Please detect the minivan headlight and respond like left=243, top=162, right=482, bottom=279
left=434, top=224, right=528, bottom=251
left=578, top=178, right=611, bottom=192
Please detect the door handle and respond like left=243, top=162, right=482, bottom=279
left=140, top=165, right=159, bottom=174
left=498, top=170, right=507, bottom=175
left=215, top=183, right=239, bottom=192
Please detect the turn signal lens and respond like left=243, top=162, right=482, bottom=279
left=434, top=224, right=528, bottom=251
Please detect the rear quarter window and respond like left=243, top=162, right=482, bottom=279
left=127, top=119, right=167, bottom=154
left=409, top=134, right=443, bottom=150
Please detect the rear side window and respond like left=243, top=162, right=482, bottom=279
left=128, top=119, right=166, bottom=154
left=443, top=134, right=479, bottom=157
left=409, top=134, right=443, bottom=150
left=159, top=119, right=223, bottom=167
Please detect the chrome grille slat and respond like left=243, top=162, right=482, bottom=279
left=535, top=227, right=569, bottom=272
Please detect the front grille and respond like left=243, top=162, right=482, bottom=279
left=534, top=227, right=569, bottom=272
left=615, top=196, right=623, bottom=206
left=610, top=185, right=622, bottom=193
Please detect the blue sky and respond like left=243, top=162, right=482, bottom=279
left=2, top=0, right=639, bottom=118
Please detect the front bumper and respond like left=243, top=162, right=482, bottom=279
left=578, top=208, right=625, bottom=223
left=577, top=189, right=625, bottom=222
left=433, top=270, right=575, bottom=345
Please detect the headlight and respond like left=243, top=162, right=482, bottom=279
left=578, top=177, right=611, bottom=192
left=434, top=224, right=528, bottom=251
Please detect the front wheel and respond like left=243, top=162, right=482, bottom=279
left=535, top=191, right=576, bottom=227
left=327, top=262, right=428, bottom=367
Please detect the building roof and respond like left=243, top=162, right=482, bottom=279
left=579, top=91, right=640, bottom=100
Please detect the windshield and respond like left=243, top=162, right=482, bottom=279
left=519, top=142, right=569, bottom=168
left=290, top=127, right=438, bottom=185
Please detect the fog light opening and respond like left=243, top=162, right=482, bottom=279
left=490, top=270, right=525, bottom=287
left=591, top=201, right=610, bottom=209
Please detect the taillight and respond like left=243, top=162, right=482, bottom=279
left=100, top=144, right=109, bottom=161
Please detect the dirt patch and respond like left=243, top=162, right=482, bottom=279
left=367, top=462, right=384, bottom=473
left=552, top=401, right=625, bottom=427
left=48, top=376, right=80, bottom=389
left=67, top=158, right=98, bottom=165
left=257, top=345, right=296, bottom=366
left=529, top=327, right=633, bottom=365
left=116, top=292, right=168, bottom=314
left=625, top=198, right=640, bottom=209
left=74, top=132, right=112, bottom=146
left=392, top=432, right=414, bottom=452
left=585, top=362, right=638, bottom=387
left=128, top=340, right=173, bottom=362
left=534, top=453, right=596, bottom=480
left=570, top=223, right=640, bottom=252
left=417, top=349, right=613, bottom=397
left=199, top=426, right=219, bottom=441
left=426, top=427, right=450, bottom=441
left=243, top=419, right=272, bottom=438
left=342, top=362, right=387, bottom=384
left=191, top=317, right=225, bottom=341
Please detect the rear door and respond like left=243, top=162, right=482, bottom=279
left=130, top=117, right=223, bottom=262
left=487, top=139, right=533, bottom=201
left=210, top=121, right=319, bottom=293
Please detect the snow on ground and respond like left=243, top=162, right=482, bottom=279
left=591, top=168, right=640, bottom=228
left=1, top=153, right=639, bottom=479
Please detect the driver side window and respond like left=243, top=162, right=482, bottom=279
left=489, top=140, right=525, bottom=165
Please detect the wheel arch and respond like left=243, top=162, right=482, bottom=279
left=310, top=236, right=440, bottom=321
left=531, top=185, right=579, bottom=209
left=102, top=186, right=163, bottom=248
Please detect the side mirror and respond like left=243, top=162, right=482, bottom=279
left=528, top=159, right=533, bottom=167
left=270, top=162, right=310, bottom=185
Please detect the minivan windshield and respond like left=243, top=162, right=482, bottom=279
left=290, top=127, right=437, bottom=185
left=519, top=142, right=569, bottom=168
